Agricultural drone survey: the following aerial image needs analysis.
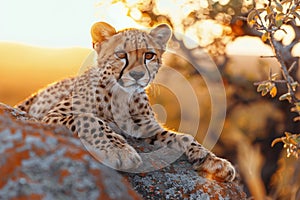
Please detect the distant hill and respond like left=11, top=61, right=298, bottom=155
left=0, top=41, right=291, bottom=107
left=0, top=42, right=92, bottom=105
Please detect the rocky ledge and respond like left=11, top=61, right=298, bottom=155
left=0, top=103, right=246, bottom=199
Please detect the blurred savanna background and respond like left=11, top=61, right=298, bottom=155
left=1, top=0, right=300, bottom=199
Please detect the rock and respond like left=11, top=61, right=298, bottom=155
left=122, top=140, right=246, bottom=200
left=123, top=157, right=245, bottom=200
left=0, top=103, right=141, bottom=200
left=0, top=103, right=246, bottom=199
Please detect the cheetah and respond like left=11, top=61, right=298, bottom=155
left=15, top=22, right=235, bottom=182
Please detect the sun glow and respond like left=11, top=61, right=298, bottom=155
left=95, top=1, right=142, bottom=31
left=0, top=0, right=99, bottom=48
left=0, top=0, right=141, bottom=48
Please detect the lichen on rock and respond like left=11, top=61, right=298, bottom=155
left=0, top=103, right=140, bottom=200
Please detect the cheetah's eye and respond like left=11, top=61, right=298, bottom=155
left=115, top=51, right=127, bottom=59
left=144, top=52, right=156, bottom=61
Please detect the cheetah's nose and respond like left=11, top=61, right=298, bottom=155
left=129, top=71, right=145, bottom=80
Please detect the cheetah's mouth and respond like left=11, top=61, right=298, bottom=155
left=117, top=78, right=149, bottom=89
left=117, top=68, right=152, bottom=89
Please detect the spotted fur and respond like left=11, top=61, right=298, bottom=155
left=15, top=22, right=235, bottom=182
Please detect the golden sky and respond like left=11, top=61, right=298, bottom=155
left=0, top=42, right=91, bottom=105
left=0, top=0, right=141, bottom=48
left=0, top=0, right=278, bottom=52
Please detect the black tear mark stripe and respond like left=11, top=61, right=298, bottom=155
left=142, top=34, right=152, bottom=73
left=118, top=55, right=129, bottom=81
left=118, top=37, right=131, bottom=81
left=143, top=49, right=153, bottom=86
left=135, top=34, right=139, bottom=62
left=144, top=59, right=151, bottom=86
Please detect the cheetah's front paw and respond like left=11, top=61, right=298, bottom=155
left=193, top=153, right=236, bottom=182
left=104, top=143, right=143, bottom=171
left=82, top=139, right=142, bottom=171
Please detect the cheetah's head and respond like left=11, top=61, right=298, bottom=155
left=91, top=22, right=171, bottom=92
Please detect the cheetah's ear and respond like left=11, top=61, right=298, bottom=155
left=91, top=22, right=116, bottom=52
left=150, top=24, right=172, bottom=49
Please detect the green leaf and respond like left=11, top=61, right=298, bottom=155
left=279, top=92, right=292, bottom=101
left=257, top=83, right=266, bottom=92
left=275, top=19, right=283, bottom=27
left=247, top=10, right=257, bottom=27
left=261, top=88, right=268, bottom=96
left=274, top=0, right=283, bottom=12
